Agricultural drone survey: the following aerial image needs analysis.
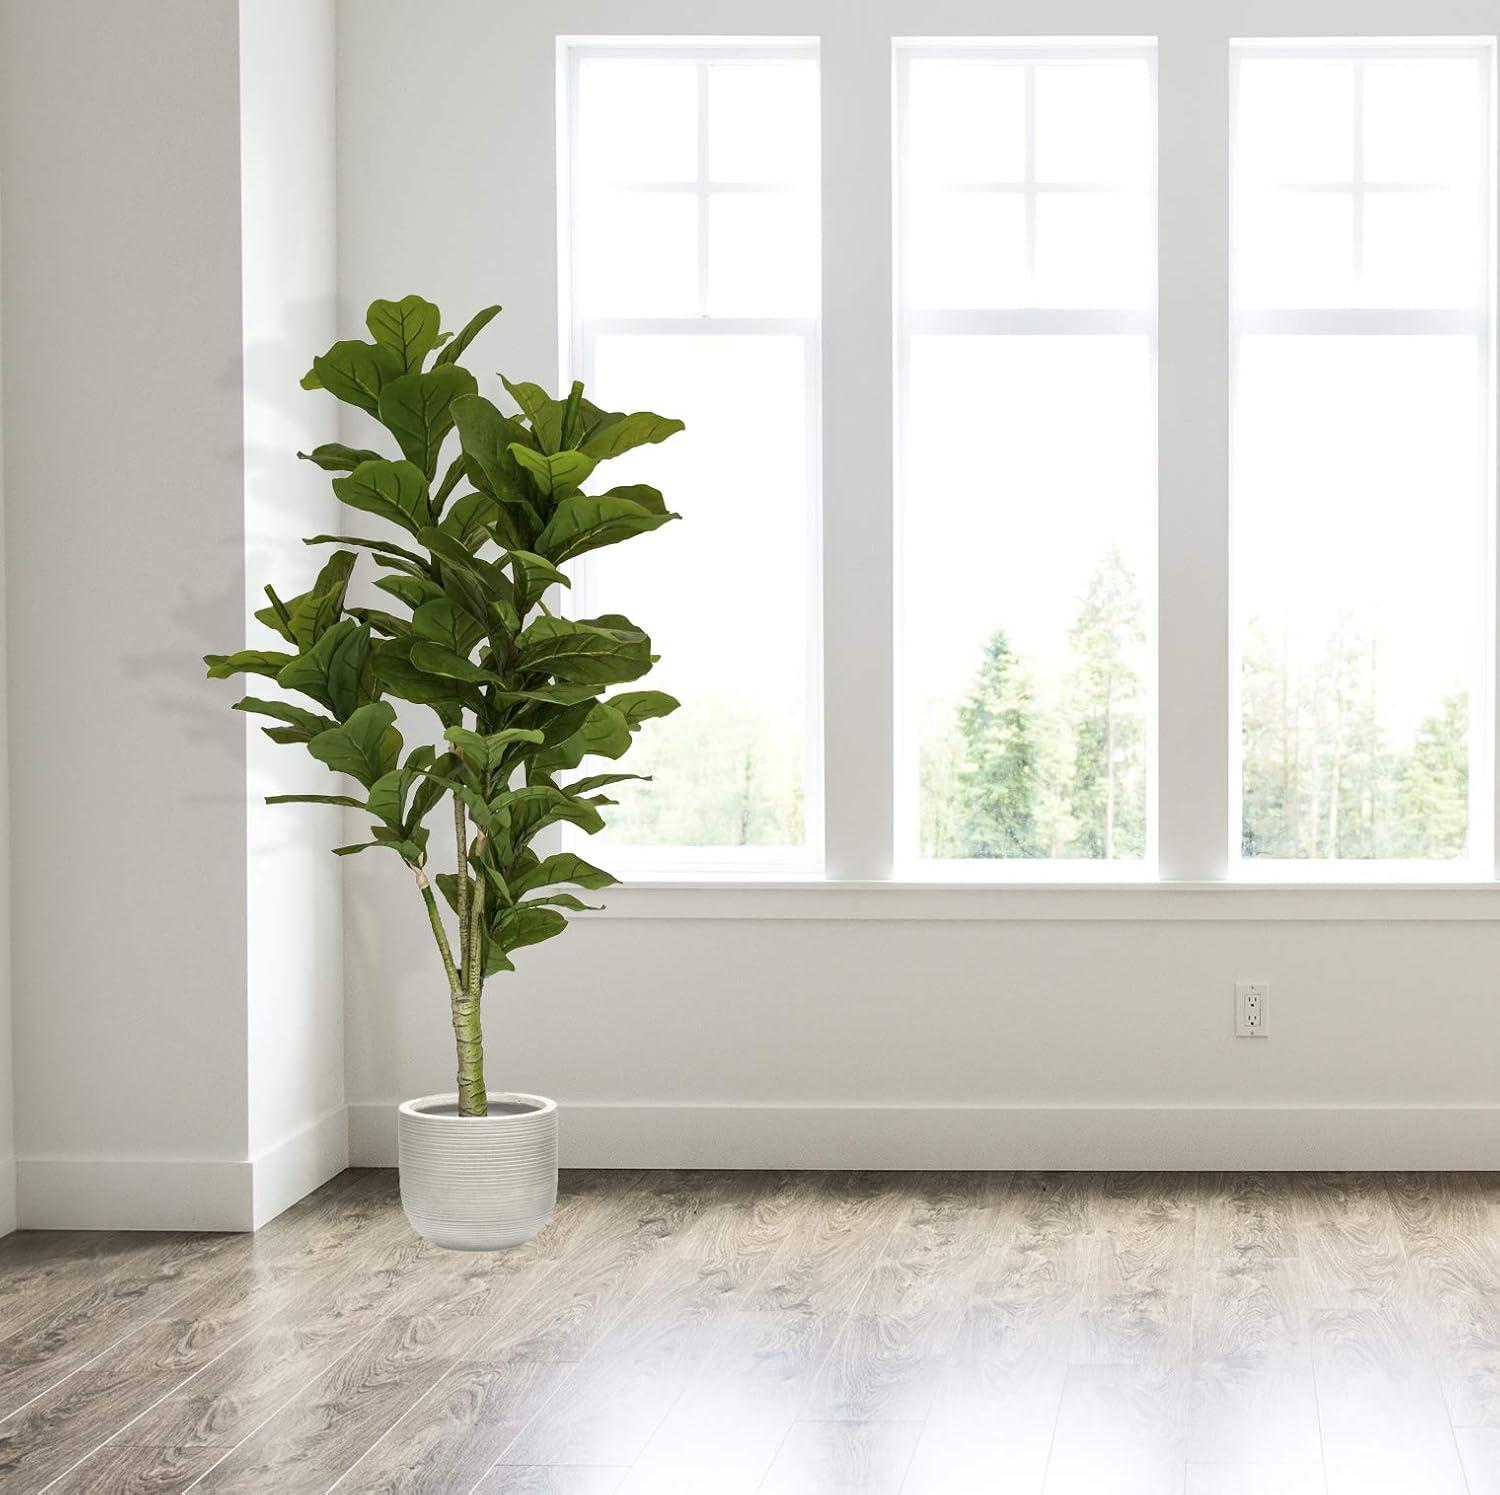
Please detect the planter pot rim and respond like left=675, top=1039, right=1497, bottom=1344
left=399, top=1091, right=556, bottom=1121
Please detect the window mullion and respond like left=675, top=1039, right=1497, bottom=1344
left=820, top=27, right=895, bottom=880
left=1158, top=20, right=1233, bottom=879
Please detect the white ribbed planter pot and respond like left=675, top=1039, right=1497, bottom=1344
left=397, top=1092, right=558, bottom=1251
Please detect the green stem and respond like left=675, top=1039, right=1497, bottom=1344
left=415, top=871, right=460, bottom=995
left=453, top=797, right=471, bottom=989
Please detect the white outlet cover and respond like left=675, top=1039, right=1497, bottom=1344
left=1235, top=981, right=1269, bottom=1038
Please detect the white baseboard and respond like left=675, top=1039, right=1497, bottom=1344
left=16, top=1105, right=349, bottom=1232
left=0, top=1157, right=15, bottom=1238
left=251, top=1104, right=349, bottom=1228
left=17, top=1155, right=255, bottom=1231
left=349, top=1101, right=1500, bottom=1171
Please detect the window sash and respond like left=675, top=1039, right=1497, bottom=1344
left=561, top=41, right=825, bottom=875
left=1227, top=39, right=1496, bottom=875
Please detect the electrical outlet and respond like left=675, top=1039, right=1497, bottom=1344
left=1236, top=981, right=1268, bottom=1038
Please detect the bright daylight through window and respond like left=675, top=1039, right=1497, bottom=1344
left=1232, top=43, right=1495, bottom=869
left=894, top=43, right=1157, bottom=870
left=562, top=43, right=821, bottom=871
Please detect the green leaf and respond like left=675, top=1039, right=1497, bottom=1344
left=506, top=549, right=570, bottom=611
left=512, top=852, right=617, bottom=895
left=369, top=636, right=481, bottom=715
left=568, top=770, right=649, bottom=794
left=579, top=410, right=685, bottom=459
left=409, top=640, right=499, bottom=684
left=508, top=444, right=597, bottom=503
left=516, top=616, right=653, bottom=685
left=521, top=892, right=601, bottom=912
left=303, top=339, right=404, bottom=416
left=434, top=303, right=502, bottom=365
left=412, top=598, right=485, bottom=657
left=233, top=696, right=339, bottom=741
left=205, top=649, right=295, bottom=681
left=501, top=376, right=563, bottom=449
left=265, top=792, right=366, bottom=808
left=374, top=573, right=445, bottom=610
left=492, top=905, right=569, bottom=952
left=491, top=682, right=603, bottom=708
left=377, top=365, right=477, bottom=478
left=366, top=760, right=439, bottom=831
left=306, top=701, right=401, bottom=787
left=534, top=491, right=679, bottom=564
left=277, top=618, right=371, bottom=718
left=365, top=295, right=442, bottom=372
left=303, top=533, right=433, bottom=577
left=331, top=460, right=431, bottom=537
left=297, top=443, right=383, bottom=473
left=498, top=783, right=606, bottom=842
left=607, top=689, right=681, bottom=728
left=430, top=454, right=468, bottom=518
left=534, top=701, right=632, bottom=771
left=451, top=394, right=540, bottom=516
left=439, top=490, right=501, bottom=550
left=284, top=549, right=357, bottom=648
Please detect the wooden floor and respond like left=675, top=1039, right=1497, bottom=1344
left=0, top=1171, right=1499, bottom=1494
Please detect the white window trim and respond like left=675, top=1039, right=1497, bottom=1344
left=550, top=5, right=1500, bottom=910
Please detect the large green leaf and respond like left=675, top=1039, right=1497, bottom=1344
left=451, top=394, right=539, bottom=516
left=233, top=696, right=339, bottom=742
left=331, top=460, right=431, bottom=537
left=492, top=905, right=568, bottom=954
left=377, top=365, right=477, bottom=478
left=265, top=792, right=367, bottom=808
left=365, top=295, right=442, bottom=372
left=303, top=533, right=433, bottom=578
left=409, top=640, right=499, bottom=685
left=439, top=490, right=501, bottom=550
left=434, top=303, right=502, bottom=366
left=297, top=443, right=384, bottom=473
left=301, top=339, right=403, bottom=416
left=534, top=701, right=632, bottom=771
left=205, top=649, right=295, bottom=681
left=534, top=490, right=679, bottom=563
left=444, top=725, right=545, bottom=777
left=578, top=410, right=685, bottom=459
left=412, top=598, right=485, bottom=657
left=283, top=549, right=357, bottom=648
left=369, top=636, right=481, bottom=715
left=496, top=783, right=606, bottom=843
left=606, top=689, right=681, bottom=728
left=511, top=852, right=617, bottom=895
left=277, top=618, right=371, bottom=718
left=516, top=616, right=653, bottom=685
left=306, top=701, right=401, bottom=787
left=508, top=445, right=597, bottom=503
left=374, top=573, right=445, bottom=611
left=500, top=376, right=562, bottom=449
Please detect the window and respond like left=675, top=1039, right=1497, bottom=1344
left=1231, top=42, right=1495, bottom=871
left=561, top=41, right=822, bottom=873
left=893, top=42, right=1158, bottom=872
left=557, top=23, right=1499, bottom=891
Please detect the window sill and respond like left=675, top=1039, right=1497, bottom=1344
left=589, top=878, right=1500, bottom=921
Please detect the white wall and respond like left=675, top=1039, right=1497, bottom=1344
left=0, top=0, right=251, bottom=1225
left=239, top=0, right=347, bottom=1228
left=0, top=0, right=345, bottom=1230
left=338, top=0, right=1500, bottom=1171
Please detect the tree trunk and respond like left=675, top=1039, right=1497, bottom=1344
left=451, top=987, right=487, bottom=1117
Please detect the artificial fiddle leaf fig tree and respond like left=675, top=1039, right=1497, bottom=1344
left=206, top=296, right=683, bottom=1117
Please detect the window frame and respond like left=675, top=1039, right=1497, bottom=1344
left=559, top=37, right=826, bottom=877
left=1226, top=36, right=1498, bottom=881
left=553, top=9, right=1500, bottom=900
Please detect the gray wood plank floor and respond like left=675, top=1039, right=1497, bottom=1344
left=0, top=1169, right=1498, bottom=1492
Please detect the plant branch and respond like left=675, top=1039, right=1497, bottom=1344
left=415, top=867, right=461, bottom=995
left=453, top=796, right=471, bottom=989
